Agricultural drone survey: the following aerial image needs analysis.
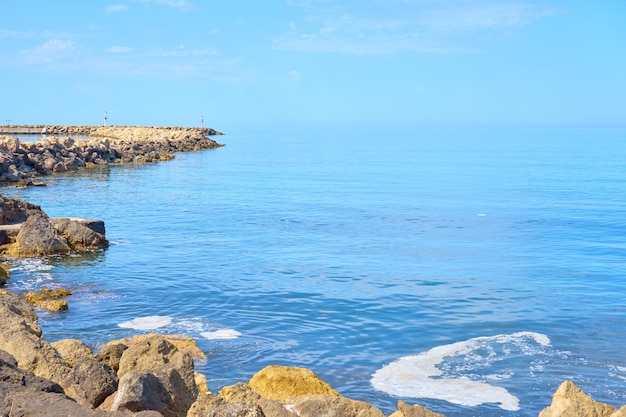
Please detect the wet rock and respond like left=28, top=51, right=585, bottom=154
left=539, top=380, right=617, bottom=417
left=23, top=288, right=72, bottom=311
left=51, top=217, right=109, bottom=250
left=248, top=365, right=339, bottom=401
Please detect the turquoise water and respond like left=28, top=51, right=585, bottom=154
left=2, top=125, right=626, bottom=416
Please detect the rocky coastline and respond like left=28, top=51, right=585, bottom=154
left=0, top=125, right=224, bottom=183
left=1, top=127, right=625, bottom=416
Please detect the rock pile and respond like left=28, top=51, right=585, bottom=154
left=0, top=125, right=223, bottom=182
left=0, top=195, right=108, bottom=257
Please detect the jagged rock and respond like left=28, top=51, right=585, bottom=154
left=187, top=393, right=265, bottom=417
left=64, top=357, right=118, bottom=408
left=388, top=400, right=448, bottom=417
left=110, top=370, right=172, bottom=415
left=23, top=287, right=72, bottom=311
left=0, top=195, right=42, bottom=224
left=115, top=334, right=199, bottom=416
left=51, top=217, right=109, bottom=250
left=195, top=372, right=209, bottom=394
left=287, top=394, right=386, bottom=417
left=248, top=365, right=339, bottom=401
left=96, top=342, right=128, bottom=372
left=117, top=335, right=180, bottom=379
left=110, top=333, right=206, bottom=360
left=220, top=382, right=261, bottom=404
left=539, top=380, right=617, bottom=417
left=9, top=211, right=71, bottom=256
left=51, top=338, right=93, bottom=366
left=0, top=291, right=72, bottom=387
left=0, top=263, right=8, bottom=286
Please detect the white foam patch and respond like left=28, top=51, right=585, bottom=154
left=201, top=329, right=242, bottom=340
left=371, top=332, right=550, bottom=411
left=118, top=315, right=173, bottom=330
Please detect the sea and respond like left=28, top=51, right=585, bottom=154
left=2, top=124, right=626, bottom=416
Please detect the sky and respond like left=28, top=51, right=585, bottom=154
left=1, top=1, right=625, bottom=131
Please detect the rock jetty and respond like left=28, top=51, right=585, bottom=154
left=0, top=125, right=223, bottom=182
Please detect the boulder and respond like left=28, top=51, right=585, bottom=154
left=286, top=394, right=385, bottom=417
left=117, top=335, right=179, bottom=379
left=9, top=211, right=71, bottom=256
left=220, top=382, right=261, bottom=404
left=64, top=357, right=118, bottom=408
left=115, top=334, right=199, bottom=416
left=51, top=338, right=93, bottom=366
left=248, top=365, right=339, bottom=401
left=110, top=370, right=172, bottom=415
left=187, top=393, right=265, bottom=417
left=388, top=400, right=448, bottom=417
left=0, top=291, right=72, bottom=387
left=0, top=263, right=8, bottom=286
left=51, top=217, right=109, bottom=250
left=539, top=380, right=617, bottom=417
left=23, top=288, right=72, bottom=311
left=0, top=195, right=42, bottom=224
left=95, top=342, right=128, bottom=372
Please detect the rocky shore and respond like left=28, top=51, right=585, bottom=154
left=0, top=125, right=224, bottom=183
left=1, top=126, right=625, bottom=416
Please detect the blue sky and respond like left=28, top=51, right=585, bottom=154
left=1, top=1, right=625, bottom=130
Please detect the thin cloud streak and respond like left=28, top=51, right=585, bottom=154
left=275, top=0, right=560, bottom=54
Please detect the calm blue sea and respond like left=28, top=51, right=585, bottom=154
left=2, top=125, right=626, bottom=416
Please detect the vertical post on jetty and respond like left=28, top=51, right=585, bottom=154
left=201, top=115, right=204, bottom=128
left=104, top=111, right=108, bottom=126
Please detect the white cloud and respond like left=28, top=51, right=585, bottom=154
left=134, top=0, right=193, bottom=11
left=106, top=46, right=133, bottom=53
left=275, top=0, right=559, bottom=54
left=23, top=39, right=77, bottom=63
left=105, top=4, right=129, bottom=14
left=288, top=69, right=301, bottom=83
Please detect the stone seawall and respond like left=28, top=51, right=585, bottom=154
left=0, top=125, right=224, bottom=183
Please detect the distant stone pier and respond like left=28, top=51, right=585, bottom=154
left=0, top=125, right=224, bottom=182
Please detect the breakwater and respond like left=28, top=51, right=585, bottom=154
left=0, top=125, right=224, bottom=182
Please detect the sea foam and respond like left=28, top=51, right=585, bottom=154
left=201, top=329, right=243, bottom=340
left=118, top=315, right=173, bottom=330
left=371, top=332, right=551, bottom=411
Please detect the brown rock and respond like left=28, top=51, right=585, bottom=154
left=539, top=380, right=617, bottom=417
left=65, top=357, right=119, bottom=408
left=96, top=342, right=128, bottom=372
left=388, top=400, right=448, bottom=417
left=287, top=394, right=385, bottom=417
left=9, top=211, right=70, bottom=256
left=117, top=335, right=179, bottom=379
left=51, top=338, right=93, bottom=366
left=248, top=365, right=339, bottom=401
left=187, top=393, right=265, bottom=417
left=51, top=217, right=109, bottom=250
left=220, top=382, right=261, bottom=404
left=110, top=370, right=171, bottom=416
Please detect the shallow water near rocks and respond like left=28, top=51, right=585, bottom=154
left=2, top=124, right=626, bottom=416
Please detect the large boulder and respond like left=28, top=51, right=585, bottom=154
left=50, top=218, right=109, bottom=250
left=65, top=357, right=119, bottom=408
left=0, top=291, right=72, bottom=386
left=111, top=334, right=199, bottom=416
left=539, top=380, right=618, bottom=417
left=9, top=211, right=71, bottom=256
left=248, top=365, right=339, bottom=401
left=51, top=338, right=94, bottom=367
